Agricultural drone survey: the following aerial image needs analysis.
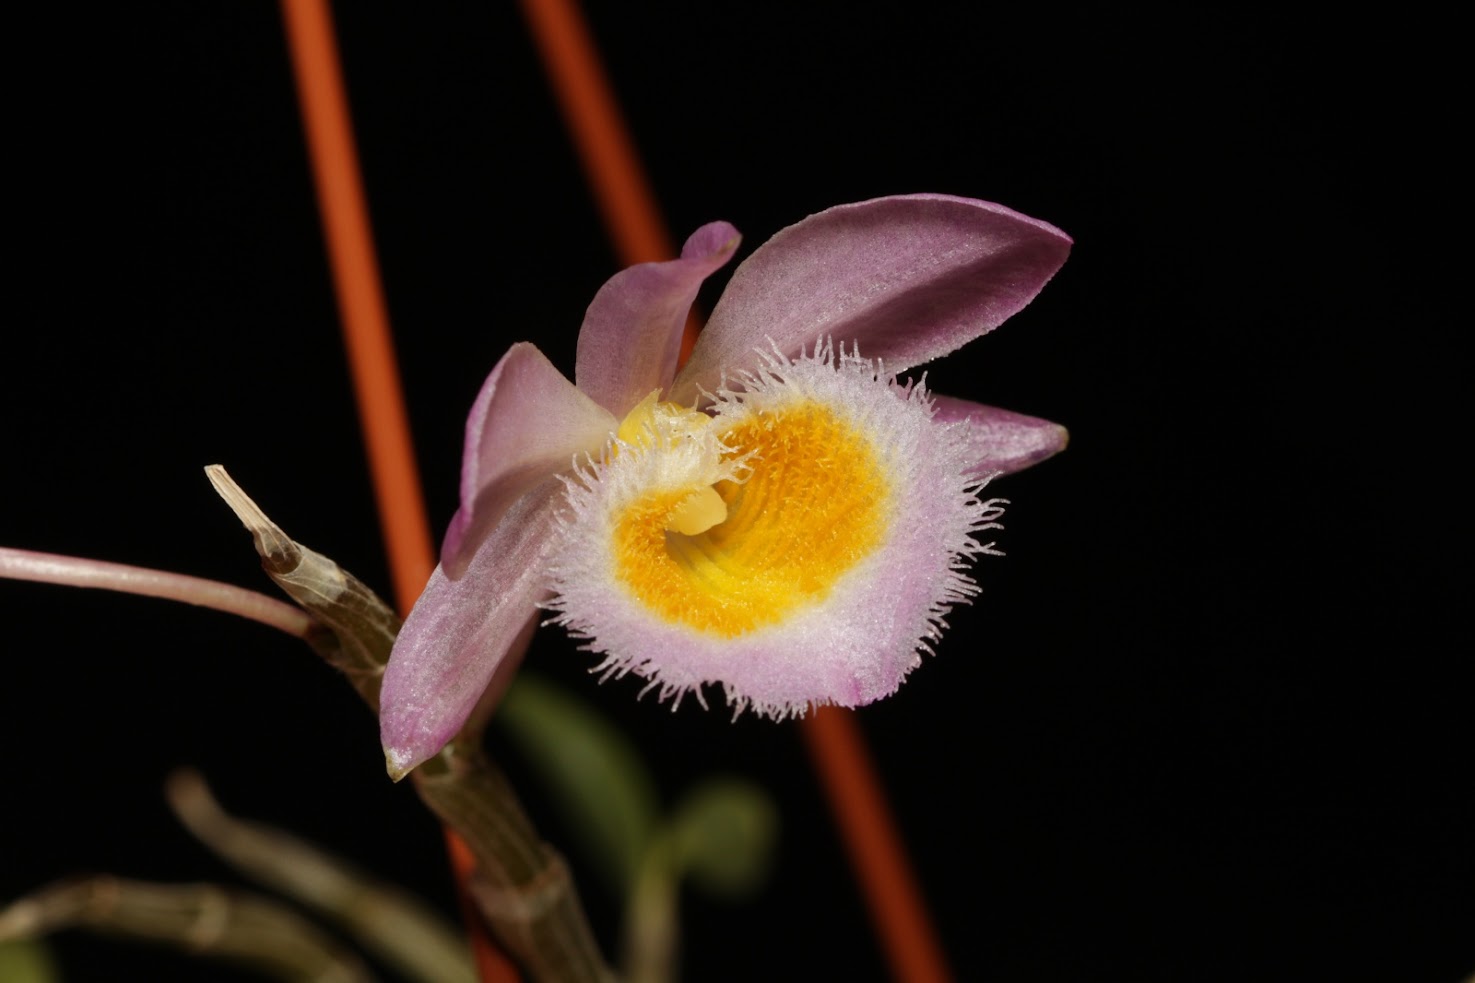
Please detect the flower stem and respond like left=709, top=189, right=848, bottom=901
left=0, top=877, right=374, bottom=982
left=413, top=742, right=617, bottom=983
left=621, top=833, right=678, bottom=983
left=166, top=768, right=476, bottom=983
left=0, top=546, right=314, bottom=639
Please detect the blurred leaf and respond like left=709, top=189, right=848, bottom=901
left=669, top=777, right=778, bottom=899
left=0, top=940, right=59, bottom=983
left=496, top=672, right=659, bottom=894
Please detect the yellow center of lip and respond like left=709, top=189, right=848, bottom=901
left=612, top=399, right=890, bottom=636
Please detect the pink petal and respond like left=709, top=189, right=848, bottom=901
left=441, top=343, right=615, bottom=577
left=382, top=480, right=564, bottom=777
left=931, top=395, right=1070, bottom=477
left=575, top=221, right=741, bottom=418
left=670, top=195, right=1071, bottom=404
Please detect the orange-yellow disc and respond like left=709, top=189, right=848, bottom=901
left=612, top=400, right=889, bottom=636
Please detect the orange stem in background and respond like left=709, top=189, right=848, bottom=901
left=516, top=0, right=673, bottom=268
left=518, top=1, right=954, bottom=980
left=802, top=709, right=953, bottom=982
left=276, top=0, right=433, bottom=615
left=277, top=2, right=516, bottom=981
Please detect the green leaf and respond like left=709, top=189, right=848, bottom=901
left=495, top=673, right=660, bottom=894
left=0, top=940, right=60, bottom=983
left=669, top=777, right=778, bottom=899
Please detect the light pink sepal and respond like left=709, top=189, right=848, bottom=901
left=671, top=194, right=1071, bottom=404
left=382, top=481, right=564, bottom=778
left=930, top=395, right=1069, bottom=477
left=575, top=221, right=741, bottom=418
left=440, top=343, right=614, bottom=578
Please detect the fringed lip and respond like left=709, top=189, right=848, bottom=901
left=545, top=345, right=1009, bottom=718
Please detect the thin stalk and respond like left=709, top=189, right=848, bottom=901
left=166, top=769, right=476, bottom=983
left=274, top=3, right=506, bottom=976
left=0, top=878, right=373, bottom=983
left=0, top=547, right=313, bottom=639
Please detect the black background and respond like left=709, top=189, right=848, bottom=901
left=4, top=5, right=1466, bottom=982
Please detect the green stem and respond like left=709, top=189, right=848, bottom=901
left=621, top=834, right=678, bottom=983
left=0, top=878, right=373, bottom=983
left=166, top=769, right=476, bottom=983
left=414, top=743, right=616, bottom=983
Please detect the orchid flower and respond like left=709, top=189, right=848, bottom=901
left=381, top=194, right=1071, bottom=778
